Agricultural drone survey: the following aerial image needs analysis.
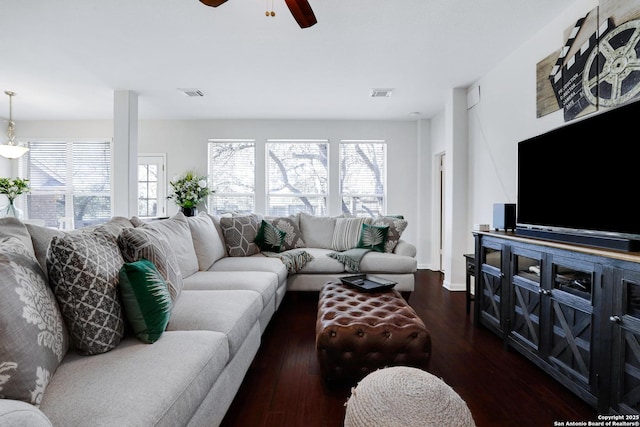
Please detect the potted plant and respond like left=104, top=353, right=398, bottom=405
left=167, top=171, right=212, bottom=217
left=0, top=177, right=30, bottom=219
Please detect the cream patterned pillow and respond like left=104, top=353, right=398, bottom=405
left=0, top=237, right=68, bottom=406
left=267, top=216, right=306, bottom=250
left=372, top=216, right=408, bottom=253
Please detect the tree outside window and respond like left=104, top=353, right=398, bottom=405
left=267, top=140, right=329, bottom=216
left=208, top=140, right=255, bottom=214
left=340, top=141, right=386, bottom=217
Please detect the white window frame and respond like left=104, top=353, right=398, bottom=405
left=18, top=139, right=114, bottom=229
left=207, top=139, right=256, bottom=214
left=137, top=153, right=167, bottom=218
left=266, top=139, right=330, bottom=216
left=339, top=140, right=387, bottom=217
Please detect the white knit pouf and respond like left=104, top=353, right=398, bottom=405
left=344, top=366, right=476, bottom=427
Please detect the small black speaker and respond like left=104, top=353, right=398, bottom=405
left=493, top=203, right=516, bottom=231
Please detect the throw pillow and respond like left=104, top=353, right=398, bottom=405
left=117, top=227, right=183, bottom=302
left=187, top=212, right=226, bottom=270
left=24, top=223, right=64, bottom=280
left=0, top=217, right=35, bottom=255
left=372, top=216, right=408, bottom=253
left=141, top=212, right=199, bottom=278
left=219, top=213, right=261, bottom=257
left=357, top=223, right=389, bottom=253
left=255, top=220, right=286, bottom=253
left=298, top=213, right=337, bottom=249
left=47, top=228, right=125, bottom=356
left=0, top=237, right=68, bottom=406
left=331, top=217, right=370, bottom=251
left=118, top=259, right=172, bottom=344
left=267, top=216, right=306, bottom=250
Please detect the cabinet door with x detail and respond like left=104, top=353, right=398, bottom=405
left=545, top=255, right=601, bottom=404
left=610, top=268, right=640, bottom=414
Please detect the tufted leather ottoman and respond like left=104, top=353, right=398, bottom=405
left=316, top=281, right=431, bottom=382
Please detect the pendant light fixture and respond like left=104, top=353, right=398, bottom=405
left=0, top=91, right=29, bottom=159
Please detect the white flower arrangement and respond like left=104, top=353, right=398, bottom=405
left=167, top=171, right=212, bottom=209
left=0, top=177, right=30, bottom=203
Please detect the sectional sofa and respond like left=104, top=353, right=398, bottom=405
left=0, top=211, right=417, bottom=427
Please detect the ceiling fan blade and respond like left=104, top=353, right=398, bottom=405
left=199, top=0, right=228, bottom=7
left=284, top=0, right=317, bottom=28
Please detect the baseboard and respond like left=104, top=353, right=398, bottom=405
left=443, top=280, right=466, bottom=292
left=417, top=263, right=433, bottom=270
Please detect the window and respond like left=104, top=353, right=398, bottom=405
left=340, top=140, right=386, bottom=217
left=137, top=154, right=166, bottom=218
left=266, top=140, right=329, bottom=216
left=208, top=140, right=255, bottom=214
left=20, top=140, right=112, bottom=229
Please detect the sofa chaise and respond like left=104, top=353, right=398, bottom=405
left=0, top=211, right=417, bottom=427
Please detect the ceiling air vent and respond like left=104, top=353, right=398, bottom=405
left=370, top=88, right=394, bottom=98
left=178, top=88, right=205, bottom=97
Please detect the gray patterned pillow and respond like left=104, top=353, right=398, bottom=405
left=0, top=237, right=68, bottom=406
left=371, top=216, right=408, bottom=253
left=117, top=227, right=183, bottom=302
left=47, top=228, right=125, bottom=356
left=220, top=214, right=261, bottom=257
left=268, top=216, right=306, bottom=250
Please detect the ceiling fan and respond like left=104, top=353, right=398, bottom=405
left=199, top=0, right=317, bottom=29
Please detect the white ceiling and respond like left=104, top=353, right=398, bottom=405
left=1, top=0, right=575, bottom=121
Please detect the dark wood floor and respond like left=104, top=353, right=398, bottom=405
left=220, top=270, right=597, bottom=427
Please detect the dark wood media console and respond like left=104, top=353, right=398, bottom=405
left=474, top=231, right=640, bottom=415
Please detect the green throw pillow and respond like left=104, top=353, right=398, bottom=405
left=255, top=220, right=287, bottom=253
left=119, top=259, right=172, bottom=344
left=357, top=223, right=389, bottom=253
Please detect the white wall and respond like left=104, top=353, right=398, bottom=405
left=8, top=0, right=597, bottom=281
left=16, top=118, right=428, bottom=263
left=466, top=0, right=597, bottom=250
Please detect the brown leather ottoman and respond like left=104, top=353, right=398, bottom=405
left=316, top=281, right=431, bottom=382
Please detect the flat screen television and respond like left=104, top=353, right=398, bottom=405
left=516, top=100, right=640, bottom=251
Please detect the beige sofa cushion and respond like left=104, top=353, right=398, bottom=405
left=39, top=332, right=228, bottom=427
left=299, top=213, right=336, bottom=249
left=142, top=213, right=199, bottom=278
left=358, top=251, right=417, bottom=274
left=210, top=254, right=288, bottom=286
left=187, top=213, right=225, bottom=270
left=297, top=248, right=345, bottom=273
left=167, top=290, right=261, bottom=358
left=183, top=271, right=277, bottom=309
